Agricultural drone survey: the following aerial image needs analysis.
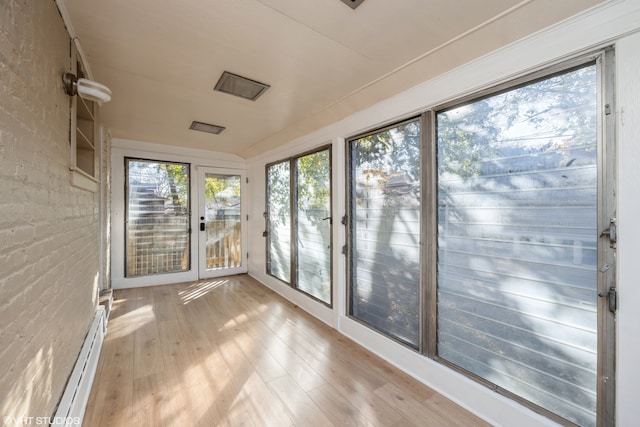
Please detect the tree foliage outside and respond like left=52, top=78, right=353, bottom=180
left=205, top=174, right=240, bottom=210
left=437, top=65, right=597, bottom=179
left=296, top=150, right=330, bottom=219
left=127, top=160, right=189, bottom=214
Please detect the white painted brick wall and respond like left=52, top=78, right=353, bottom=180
left=0, top=0, right=99, bottom=421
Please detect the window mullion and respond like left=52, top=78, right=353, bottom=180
left=290, top=158, right=298, bottom=289
left=422, top=110, right=438, bottom=356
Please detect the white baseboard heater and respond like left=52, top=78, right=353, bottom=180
left=52, top=307, right=106, bottom=427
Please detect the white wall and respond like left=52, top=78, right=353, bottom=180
left=246, top=1, right=640, bottom=425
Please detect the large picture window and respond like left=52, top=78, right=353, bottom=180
left=266, top=147, right=332, bottom=305
left=344, top=51, right=615, bottom=426
left=125, top=159, right=190, bottom=277
left=347, top=118, right=421, bottom=348
left=435, top=61, right=609, bottom=427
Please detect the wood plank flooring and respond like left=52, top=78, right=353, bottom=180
left=83, top=275, right=490, bottom=427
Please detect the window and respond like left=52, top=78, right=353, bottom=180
left=347, top=118, right=421, bottom=348
left=70, top=47, right=99, bottom=192
left=434, top=61, right=606, bottom=427
left=344, top=50, right=615, bottom=426
left=201, top=173, right=242, bottom=271
left=266, top=146, right=333, bottom=305
left=266, top=160, right=292, bottom=283
left=295, top=149, right=332, bottom=302
left=125, top=159, right=190, bottom=277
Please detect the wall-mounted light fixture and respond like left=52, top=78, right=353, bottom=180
left=62, top=72, right=112, bottom=104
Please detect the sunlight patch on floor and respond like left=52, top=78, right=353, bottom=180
left=179, top=279, right=228, bottom=304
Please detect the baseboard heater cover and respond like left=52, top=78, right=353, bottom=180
left=52, top=307, right=105, bottom=427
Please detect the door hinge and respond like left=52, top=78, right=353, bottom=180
left=604, top=104, right=612, bottom=115
left=341, top=244, right=348, bottom=255
left=341, top=215, right=348, bottom=226
left=246, top=214, right=249, bottom=221
left=599, top=287, right=617, bottom=313
left=246, top=177, right=249, bottom=183
left=247, top=252, right=249, bottom=259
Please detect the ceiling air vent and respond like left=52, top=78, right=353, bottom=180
left=189, top=121, right=225, bottom=135
left=214, top=71, right=270, bottom=101
left=340, top=0, right=365, bottom=9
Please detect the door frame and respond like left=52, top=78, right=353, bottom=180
left=110, top=139, right=247, bottom=289
left=197, top=166, right=248, bottom=279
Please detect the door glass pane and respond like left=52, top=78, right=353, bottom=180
left=296, top=149, right=331, bottom=304
left=126, top=159, right=190, bottom=277
left=349, top=119, right=421, bottom=348
left=436, top=64, right=597, bottom=426
left=267, top=161, right=291, bottom=283
left=203, top=173, right=241, bottom=270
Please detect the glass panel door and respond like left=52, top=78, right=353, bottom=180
left=198, top=167, right=246, bottom=278
left=125, top=159, right=190, bottom=277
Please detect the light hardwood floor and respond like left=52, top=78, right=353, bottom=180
left=83, top=275, right=490, bottom=427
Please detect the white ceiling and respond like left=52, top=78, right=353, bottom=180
left=61, top=0, right=604, bottom=159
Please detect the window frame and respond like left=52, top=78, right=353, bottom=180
left=424, top=49, right=616, bottom=426
left=345, top=116, right=424, bottom=350
left=343, top=48, right=616, bottom=426
left=124, top=157, right=192, bottom=278
left=265, top=159, right=293, bottom=284
left=265, top=144, right=334, bottom=307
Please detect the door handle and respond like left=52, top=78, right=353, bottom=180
left=200, top=222, right=205, bottom=231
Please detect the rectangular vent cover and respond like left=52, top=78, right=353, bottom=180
left=214, top=71, right=270, bottom=101
left=341, top=0, right=365, bottom=9
left=190, top=121, right=226, bottom=134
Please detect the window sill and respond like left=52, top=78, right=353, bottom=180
left=70, top=168, right=99, bottom=192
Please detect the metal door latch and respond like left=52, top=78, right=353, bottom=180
left=600, top=218, right=617, bottom=248
left=598, top=287, right=617, bottom=313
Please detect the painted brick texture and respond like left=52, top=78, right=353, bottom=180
left=0, top=0, right=99, bottom=421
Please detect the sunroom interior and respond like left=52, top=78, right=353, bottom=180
left=2, top=0, right=640, bottom=426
